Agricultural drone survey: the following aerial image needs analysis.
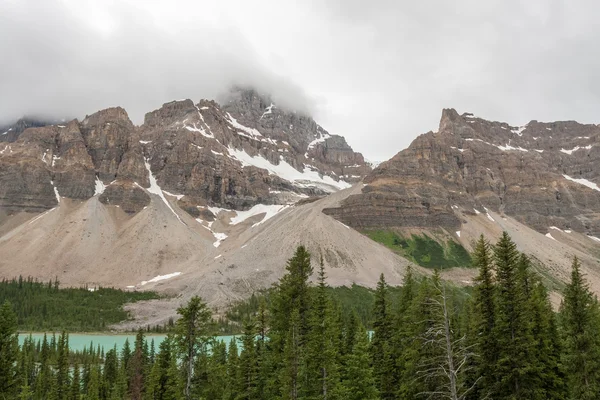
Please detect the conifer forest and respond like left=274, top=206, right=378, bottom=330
left=1, top=232, right=600, bottom=399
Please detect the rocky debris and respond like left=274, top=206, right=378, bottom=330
left=98, top=180, right=150, bottom=214
left=0, top=88, right=370, bottom=216
left=325, top=109, right=600, bottom=236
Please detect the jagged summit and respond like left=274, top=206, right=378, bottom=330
left=325, top=108, right=600, bottom=236
left=0, top=89, right=370, bottom=217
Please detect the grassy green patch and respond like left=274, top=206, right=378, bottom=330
left=0, top=277, right=160, bottom=332
left=363, top=230, right=472, bottom=269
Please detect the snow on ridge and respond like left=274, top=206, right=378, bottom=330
left=94, top=176, right=106, bottom=196
left=260, top=103, right=275, bottom=119
left=140, top=272, right=181, bottom=286
left=226, top=113, right=276, bottom=145
left=230, top=204, right=289, bottom=227
left=511, top=125, right=527, bottom=136
left=497, top=143, right=528, bottom=152
left=226, top=146, right=350, bottom=192
left=185, top=123, right=214, bottom=139
left=50, top=181, right=61, bottom=203
left=306, top=133, right=331, bottom=157
left=163, top=190, right=184, bottom=200
left=563, top=174, right=600, bottom=192
left=144, top=159, right=186, bottom=225
left=560, top=145, right=592, bottom=155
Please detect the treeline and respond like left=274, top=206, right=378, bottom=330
left=1, top=233, right=600, bottom=399
left=0, top=277, right=159, bottom=331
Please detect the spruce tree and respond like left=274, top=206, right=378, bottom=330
left=469, top=234, right=497, bottom=398
left=370, top=274, right=394, bottom=399
left=493, top=231, right=534, bottom=399
left=560, top=257, right=600, bottom=399
left=237, top=319, right=258, bottom=400
left=343, top=324, right=378, bottom=400
left=0, top=301, right=19, bottom=398
left=174, top=296, right=212, bottom=400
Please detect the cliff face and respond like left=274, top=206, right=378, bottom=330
left=0, top=89, right=370, bottom=215
left=325, top=109, right=600, bottom=236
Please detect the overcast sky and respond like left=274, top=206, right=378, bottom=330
left=1, top=0, right=599, bottom=161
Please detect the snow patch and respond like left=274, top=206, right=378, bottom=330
left=545, top=233, right=556, bottom=241
left=563, top=175, right=600, bottom=192
left=139, top=140, right=152, bottom=144
left=456, top=231, right=461, bottom=237
left=94, top=176, right=106, bottom=196
left=140, top=272, right=182, bottom=286
left=560, top=145, right=592, bottom=155
left=230, top=204, right=289, bottom=227
left=163, top=190, right=184, bottom=200
left=214, top=254, right=222, bottom=259
left=473, top=208, right=481, bottom=215
left=511, top=125, right=527, bottom=136
left=28, top=207, right=57, bottom=225
left=588, top=235, right=600, bottom=243
left=212, top=232, right=228, bottom=248
left=226, top=147, right=350, bottom=192
left=260, top=103, right=275, bottom=119
left=144, top=159, right=185, bottom=224
left=50, top=181, right=61, bottom=203
left=483, top=207, right=495, bottom=222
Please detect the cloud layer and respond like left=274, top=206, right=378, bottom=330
left=2, top=0, right=600, bottom=160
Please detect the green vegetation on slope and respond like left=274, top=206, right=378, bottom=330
left=363, top=229, right=472, bottom=268
left=0, top=277, right=160, bottom=331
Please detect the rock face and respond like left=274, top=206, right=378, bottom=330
left=325, top=109, right=600, bottom=236
left=0, top=88, right=369, bottom=215
left=0, top=117, right=59, bottom=143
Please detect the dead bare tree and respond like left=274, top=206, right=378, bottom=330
left=416, top=273, right=483, bottom=400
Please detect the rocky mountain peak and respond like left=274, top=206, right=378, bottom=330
left=326, top=108, right=600, bottom=238
left=0, top=91, right=370, bottom=218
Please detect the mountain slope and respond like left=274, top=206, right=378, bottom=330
left=324, top=109, right=600, bottom=296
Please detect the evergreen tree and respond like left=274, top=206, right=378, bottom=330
left=560, top=257, right=600, bottom=399
left=237, top=320, right=258, bottom=400
left=174, top=296, right=212, bottom=400
left=56, top=332, right=70, bottom=400
left=468, top=235, right=496, bottom=398
left=69, top=364, right=80, bottom=400
left=0, top=301, right=19, bottom=398
left=493, top=231, right=535, bottom=399
left=370, top=274, right=394, bottom=399
left=343, top=324, right=378, bottom=400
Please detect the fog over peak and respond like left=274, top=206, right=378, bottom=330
left=2, top=0, right=600, bottom=160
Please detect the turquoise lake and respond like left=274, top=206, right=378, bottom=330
left=18, top=333, right=238, bottom=352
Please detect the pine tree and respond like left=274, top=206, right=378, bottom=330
left=173, top=296, right=212, bottom=400
left=305, top=259, right=343, bottom=399
left=343, top=324, right=378, bottom=400
left=493, top=231, right=534, bottom=399
left=56, top=331, right=70, bottom=399
left=0, top=301, right=19, bottom=398
left=560, top=256, right=600, bottom=399
left=69, top=364, right=80, bottom=400
left=280, top=309, right=302, bottom=400
left=468, top=235, right=496, bottom=398
left=370, top=274, right=394, bottom=399
left=237, top=320, right=258, bottom=400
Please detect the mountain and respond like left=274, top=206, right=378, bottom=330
left=0, top=88, right=410, bottom=322
left=0, top=117, right=62, bottom=143
left=324, top=108, right=600, bottom=293
left=0, top=88, right=369, bottom=215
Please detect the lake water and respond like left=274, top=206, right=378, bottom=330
left=18, top=333, right=238, bottom=352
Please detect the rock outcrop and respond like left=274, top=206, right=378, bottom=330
left=325, top=109, right=600, bottom=236
left=0, top=88, right=370, bottom=216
